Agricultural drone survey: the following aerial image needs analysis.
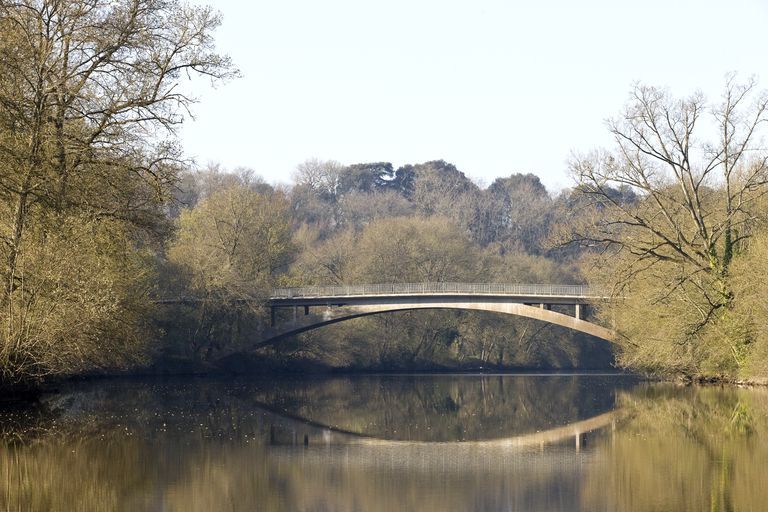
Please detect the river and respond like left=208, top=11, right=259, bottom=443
left=1, top=373, right=766, bottom=511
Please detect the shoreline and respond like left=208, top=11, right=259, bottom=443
left=4, top=365, right=767, bottom=405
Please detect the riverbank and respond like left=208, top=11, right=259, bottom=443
left=0, top=353, right=632, bottom=404
left=6, top=351, right=767, bottom=406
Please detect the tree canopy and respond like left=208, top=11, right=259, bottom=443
left=0, top=0, right=234, bottom=382
left=569, top=78, right=768, bottom=378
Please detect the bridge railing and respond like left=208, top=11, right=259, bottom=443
left=271, top=283, right=607, bottom=299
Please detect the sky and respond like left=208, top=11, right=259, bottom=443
left=181, top=0, right=768, bottom=192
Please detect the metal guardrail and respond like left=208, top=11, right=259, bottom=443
left=270, top=283, right=607, bottom=299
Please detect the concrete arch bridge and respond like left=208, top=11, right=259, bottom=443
left=263, top=283, right=614, bottom=348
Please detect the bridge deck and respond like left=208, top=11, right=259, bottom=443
left=270, top=283, right=609, bottom=305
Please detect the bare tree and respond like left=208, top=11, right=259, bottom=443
left=570, top=78, right=768, bottom=310
left=0, top=0, right=235, bottom=380
left=167, top=184, right=293, bottom=360
left=563, top=78, right=768, bottom=375
left=292, top=158, right=344, bottom=198
left=0, top=0, right=236, bottom=298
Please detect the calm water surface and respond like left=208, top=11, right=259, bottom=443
left=1, top=373, right=766, bottom=511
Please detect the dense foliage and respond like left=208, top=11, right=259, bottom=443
left=0, top=0, right=234, bottom=383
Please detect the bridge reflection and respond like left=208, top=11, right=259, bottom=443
left=263, top=404, right=617, bottom=451
left=14, top=374, right=633, bottom=445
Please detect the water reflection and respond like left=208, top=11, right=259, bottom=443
left=246, top=373, right=627, bottom=441
left=0, top=375, right=766, bottom=511
left=582, top=384, right=768, bottom=512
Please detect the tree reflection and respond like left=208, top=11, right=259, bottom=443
left=0, top=436, right=598, bottom=512
left=582, top=384, right=768, bottom=511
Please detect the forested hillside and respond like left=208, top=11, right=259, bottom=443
left=157, top=161, right=615, bottom=373
left=143, top=80, right=768, bottom=383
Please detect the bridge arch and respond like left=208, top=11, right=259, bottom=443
left=259, top=300, right=615, bottom=348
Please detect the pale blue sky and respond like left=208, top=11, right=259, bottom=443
left=181, top=0, right=768, bottom=191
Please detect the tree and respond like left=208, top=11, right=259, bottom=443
left=350, top=216, right=480, bottom=282
left=481, top=173, right=553, bottom=253
left=404, top=160, right=481, bottom=237
left=729, top=229, right=768, bottom=378
left=290, top=159, right=345, bottom=235
left=288, top=225, right=357, bottom=285
left=283, top=216, right=480, bottom=366
left=569, top=78, right=768, bottom=377
left=292, top=158, right=344, bottom=199
left=167, top=185, right=293, bottom=360
left=170, top=164, right=273, bottom=216
left=0, top=0, right=234, bottom=381
left=337, top=190, right=413, bottom=230
left=450, top=248, right=593, bottom=368
left=0, top=0, right=235, bottom=290
left=406, top=161, right=477, bottom=213
left=170, top=186, right=292, bottom=298
left=338, top=162, right=410, bottom=196
left=342, top=217, right=479, bottom=364
left=0, top=215, right=157, bottom=381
